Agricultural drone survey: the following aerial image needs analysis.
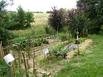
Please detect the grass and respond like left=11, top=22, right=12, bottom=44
left=55, top=34, right=103, bottom=77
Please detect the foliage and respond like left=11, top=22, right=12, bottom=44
left=49, top=44, right=67, bottom=58
left=15, top=6, right=26, bottom=29
left=48, top=7, right=66, bottom=31
left=67, top=9, right=89, bottom=37
left=0, top=28, right=13, bottom=46
left=25, top=11, right=34, bottom=28
left=12, top=37, right=49, bottom=50
left=0, top=0, right=13, bottom=46
left=77, top=0, right=103, bottom=33
left=7, top=6, right=34, bottom=30
left=0, top=59, right=8, bottom=77
left=32, top=38, right=49, bottom=47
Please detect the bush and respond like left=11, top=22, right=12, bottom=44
left=12, top=37, right=49, bottom=50
left=49, top=44, right=67, bottom=58
left=67, top=9, right=89, bottom=37
left=33, top=38, right=48, bottom=47
left=0, top=28, right=13, bottom=46
left=7, top=6, right=34, bottom=30
left=0, top=0, right=13, bottom=46
left=0, top=59, right=8, bottom=76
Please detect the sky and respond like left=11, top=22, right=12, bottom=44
left=6, top=0, right=77, bottom=12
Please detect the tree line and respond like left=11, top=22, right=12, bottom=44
left=49, top=0, right=103, bottom=37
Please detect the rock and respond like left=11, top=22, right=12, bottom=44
left=66, top=43, right=78, bottom=51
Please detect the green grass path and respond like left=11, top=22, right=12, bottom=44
left=55, top=35, right=103, bottom=77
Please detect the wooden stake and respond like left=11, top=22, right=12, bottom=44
left=32, top=51, right=37, bottom=77
left=0, top=41, right=4, bottom=58
left=22, top=52, right=29, bottom=77
left=12, top=54, right=16, bottom=77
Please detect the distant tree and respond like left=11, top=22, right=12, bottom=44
left=25, top=11, right=34, bottom=28
left=15, top=6, right=26, bottom=29
left=46, top=11, right=52, bottom=13
left=48, top=7, right=66, bottom=31
left=7, top=6, right=34, bottom=30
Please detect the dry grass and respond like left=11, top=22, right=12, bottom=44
left=66, top=39, right=93, bottom=59
left=33, top=13, right=49, bottom=26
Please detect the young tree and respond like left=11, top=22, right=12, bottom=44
left=67, top=9, right=89, bottom=37
left=0, top=0, right=12, bottom=46
left=15, top=6, right=26, bottom=29
left=25, top=11, right=34, bottom=28
left=48, top=7, right=66, bottom=31
left=7, top=6, right=34, bottom=30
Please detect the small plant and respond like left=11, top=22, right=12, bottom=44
left=33, top=38, right=49, bottom=47
left=49, top=44, right=68, bottom=58
left=0, top=59, right=8, bottom=76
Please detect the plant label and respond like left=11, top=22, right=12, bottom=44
left=43, top=48, right=49, bottom=55
left=3, top=53, right=15, bottom=64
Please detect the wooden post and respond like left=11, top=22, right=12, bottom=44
left=12, top=54, right=16, bottom=77
left=18, top=51, right=22, bottom=75
left=0, top=41, right=4, bottom=58
left=32, top=51, right=37, bottom=77
left=26, top=54, right=30, bottom=69
left=22, top=52, right=29, bottom=77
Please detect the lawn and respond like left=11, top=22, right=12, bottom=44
left=55, top=35, right=103, bottom=77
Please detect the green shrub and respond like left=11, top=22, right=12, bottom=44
left=0, top=59, right=8, bottom=76
left=49, top=44, right=67, bottom=58
left=7, top=6, right=34, bottom=30
left=12, top=37, right=49, bottom=49
left=0, top=28, right=13, bottom=46
left=33, top=38, right=48, bottom=47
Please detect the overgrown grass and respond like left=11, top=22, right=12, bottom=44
left=55, top=34, right=103, bottom=77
